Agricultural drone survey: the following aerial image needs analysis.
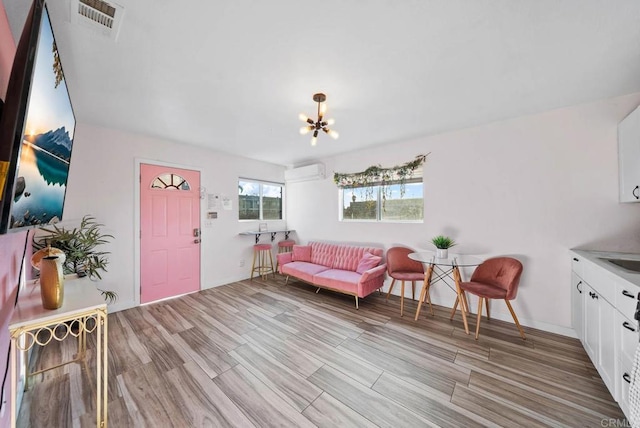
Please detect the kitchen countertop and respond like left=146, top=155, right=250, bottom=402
left=572, top=249, right=640, bottom=288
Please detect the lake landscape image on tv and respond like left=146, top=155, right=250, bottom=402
left=10, top=7, right=75, bottom=229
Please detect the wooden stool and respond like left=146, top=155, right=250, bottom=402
left=276, top=240, right=296, bottom=271
left=251, top=244, right=275, bottom=280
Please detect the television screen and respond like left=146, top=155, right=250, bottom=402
left=0, top=1, right=76, bottom=232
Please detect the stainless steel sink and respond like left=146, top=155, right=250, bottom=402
left=601, top=258, right=640, bottom=273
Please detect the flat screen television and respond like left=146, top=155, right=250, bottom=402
left=0, top=0, right=76, bottom=234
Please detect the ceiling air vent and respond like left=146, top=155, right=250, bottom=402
left=70, top=0, right=124, bottom=41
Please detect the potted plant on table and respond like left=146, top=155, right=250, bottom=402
left=32, top=215, right=117, bottom=303
left=431, top=235, right=456, bottom=259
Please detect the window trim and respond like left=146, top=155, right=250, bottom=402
left=238, top=178, right=285, bottom=222
left=339, top=178, right=424, bottom=223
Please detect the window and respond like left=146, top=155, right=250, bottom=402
left=238, top=179, right=283, bottom=220
left=340, top=179, right=423, bottom=222
left=151, top=173, right=191, bottom=190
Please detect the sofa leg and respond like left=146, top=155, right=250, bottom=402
left=355, top=296, right=359, bottom=310
left=284, top=276, right=289, bottom=286
left=316, top=288, right=321, bottom=294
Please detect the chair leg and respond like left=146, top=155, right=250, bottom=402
left=400, top=281, right=405, bottom=317
left=475, top=297, right=484, bottom=340
left=412, top=281, right=415, bottom=301
left=386, top=279, right=397, bottom=301
left=485, top=298, right=490, bottom=320
left=504, top=300, right=526, bottom=340
left=284, top=276, right=289, bottom=286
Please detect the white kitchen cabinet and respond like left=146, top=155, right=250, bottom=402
left=618, top=105, right=640, bottom=202
left=571, top=249, right=640, bottom=421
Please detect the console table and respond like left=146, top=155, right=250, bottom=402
left=9, top=277, right=108, bottom=427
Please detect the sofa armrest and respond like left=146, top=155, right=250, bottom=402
left=277, top=252, right=293, bottom=266
left=359, top=264, right=386, bottom=283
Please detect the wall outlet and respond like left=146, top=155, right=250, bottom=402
left=239, top=259, right=245, bottom=267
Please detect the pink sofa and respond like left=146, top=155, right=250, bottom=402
left=276, top=241, right=386, bottom=309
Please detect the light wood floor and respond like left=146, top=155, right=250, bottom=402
left=19, top=275, right=626, bottom=427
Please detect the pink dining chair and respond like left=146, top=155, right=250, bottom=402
left=386, top=247, right=429, bottom=317
left=457, top=257, right=525, bottom=340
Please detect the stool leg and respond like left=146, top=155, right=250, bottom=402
left=268, top=251, right=275, bottom=278
left=250, top=250, right=258, bottom=280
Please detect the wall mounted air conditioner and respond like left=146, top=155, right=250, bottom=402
left=70, top=0, right=125, bottom=41
left=284, top=163, right=326, bottom=183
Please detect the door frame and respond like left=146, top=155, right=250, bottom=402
left=134, top=158, right=203, bottom=306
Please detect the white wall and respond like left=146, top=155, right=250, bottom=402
left=286, top=93, right=640, bottom=335
left=62, top=124, right=286, bottom=312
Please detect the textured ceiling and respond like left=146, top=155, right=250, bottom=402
left=5, top=0, right=640, bottom=166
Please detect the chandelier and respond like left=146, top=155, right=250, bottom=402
left=299, top=93, right=339, bottom=146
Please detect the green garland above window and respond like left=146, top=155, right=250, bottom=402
left=333, top=153, right=429, bottom=189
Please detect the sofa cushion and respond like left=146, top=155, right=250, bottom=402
left=313, top=269, right=360, bottom=295
left=356, top=252, right=382, bottom=274
left=281, top=261, right=330, bottom=283
left=310, top=242, right=337, bottom=267
left=292, top=245, right=312, bottom=262
left=332, top=245, right=384, bottom=272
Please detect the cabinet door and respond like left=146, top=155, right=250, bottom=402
left=571, top=272, right=584, bottom=342
left=598, top=297, right=616, bottom=395
left=583, top=283, right=599, bottom=363
left=619, top=106, right=640, bottom=203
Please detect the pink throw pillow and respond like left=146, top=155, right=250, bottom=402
left=356, top=252, right=382, bottom=274
left=292, top=245, right=312, bottom=262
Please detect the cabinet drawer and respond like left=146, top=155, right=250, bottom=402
left=571, top=253, right=584, bottom=279
left=615, top=311, right=639, bottom=362
left=618, top=353, right=633, bottom=419
left=583, top=259, right=616, bottom=303
left=616, top=280, right=640, bottom=320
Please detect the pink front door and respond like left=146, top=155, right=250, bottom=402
left=140, top=164, right=201, bottom=304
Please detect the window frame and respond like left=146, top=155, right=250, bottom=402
left=238, top=178, right=285, bottom=222
left=339, top=177, right=424, bottom=223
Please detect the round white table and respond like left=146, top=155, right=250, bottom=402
left=409, top=251, right=483, bottom=335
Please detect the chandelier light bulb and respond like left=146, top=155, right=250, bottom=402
left=299, top=93, right=338, bottom=146
left=328, top=129, right=339, bottom=139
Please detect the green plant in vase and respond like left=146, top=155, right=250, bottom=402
left=431, top=235, right=456, bottom=259
left=33, top=215, right=117, bottom=303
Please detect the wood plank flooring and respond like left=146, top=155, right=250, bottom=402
left=18, top=275, right=627, bottom=427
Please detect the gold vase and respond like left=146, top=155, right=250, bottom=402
left=40, top=256, right=64, bottom=309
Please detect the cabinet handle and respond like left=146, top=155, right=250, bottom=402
left=589, top=292, right=598, bottom=299
left=576, top=281, right=582, bottom=293
left=624, top=373, right=631, bottom=384
left=573, top=257, right=579, bottom=262
left=622, top=290, right=635, bottom=299
left=623, top=321, right=636, bottom=332
left=634, top=186, right=640, bottom=200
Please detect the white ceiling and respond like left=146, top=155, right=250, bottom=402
left=5, top=0, right=640, bottom=167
